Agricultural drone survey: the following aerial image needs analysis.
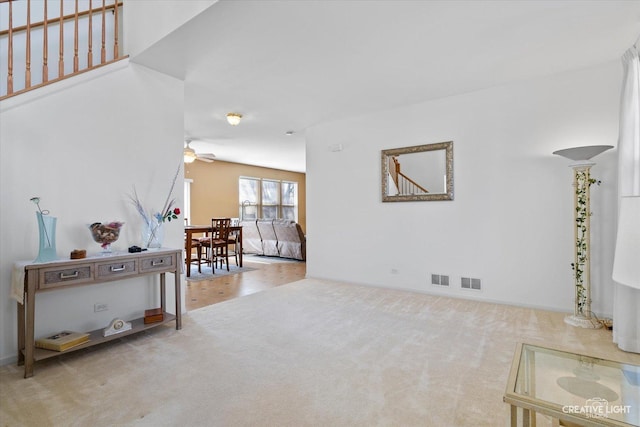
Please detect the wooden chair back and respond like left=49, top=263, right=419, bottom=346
left=211, top=218, right=231, bottom=243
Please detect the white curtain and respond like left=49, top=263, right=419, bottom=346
left=613, top=45, right=640, bottom=353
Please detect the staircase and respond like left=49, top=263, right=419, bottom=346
left=388, top=155, right=430, bottom=195
left=0, top=0, right=126, bottom=100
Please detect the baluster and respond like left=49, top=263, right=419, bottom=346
left=58, top=0, right=64, bottom=77
left=113, top=0, right=119, bottom=58
left=74, top=0, right=79, bottom=72
left=25, top=0, right=31, bottom=88
left=43, top=0, right=48, bottom=83
left=101, top=0, right=106, bottom=63
left=1, top=0, right=125, bottom=99
left=87, top=0, right=93, bottom=67
left=7, top=0, right=13, bottom=95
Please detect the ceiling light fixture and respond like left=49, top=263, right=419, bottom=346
left=226, top=112, right=242, bottom=126
left=183, top=141, right=197, bottom=163
left=285, top=131, right=294, bottom=136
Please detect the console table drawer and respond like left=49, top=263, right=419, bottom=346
left=96, top=260, right=137, bottom=279
left=40, top=265, right=93, bottom=289
left=140, top=254, right=174, bottom=272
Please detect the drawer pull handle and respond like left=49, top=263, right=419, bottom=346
left=151, top=259, right=164, bottom=266
left=110, top=265, right=126, bottom=272
left=60, top=271, right=79, bottom=279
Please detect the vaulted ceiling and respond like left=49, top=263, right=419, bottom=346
left=133, top=0, right=640, bottom=173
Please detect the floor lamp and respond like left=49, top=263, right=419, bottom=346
left=553, top=145, right=613, bottom=328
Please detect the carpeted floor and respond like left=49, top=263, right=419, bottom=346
left=0, top=279, right=637, bottom=426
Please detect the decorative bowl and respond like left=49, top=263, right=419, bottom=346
left=89, top=222, right=124, bottom=252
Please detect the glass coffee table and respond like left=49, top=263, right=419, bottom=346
left=504, top=343, right=639, bottom=427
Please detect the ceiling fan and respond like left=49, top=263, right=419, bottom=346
left=184, top=139, right=216, bottom=163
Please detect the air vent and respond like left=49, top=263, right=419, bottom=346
left=461, top=277, right=482, bottom=291
left=431, top=274, right=449, bottom=286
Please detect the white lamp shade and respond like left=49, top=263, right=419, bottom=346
left=612, top=196, right=640, bottom=289
left=183, top=147, right=197, bottom=163
left=552, top=145, right=613, bottom=161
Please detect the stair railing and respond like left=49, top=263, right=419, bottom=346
left=389, top=156, right=429, bottom=195
left=0, top=0, right=125, bottom=100
left=396, top=172, right=429, bottom=195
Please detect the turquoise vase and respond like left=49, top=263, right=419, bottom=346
left=34, top=212, right=57, bottom=263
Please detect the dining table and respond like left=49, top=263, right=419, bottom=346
left=184, top=224, right=243, bottom=277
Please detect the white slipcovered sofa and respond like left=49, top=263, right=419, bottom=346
left=239, top=219, right=306, bottom=261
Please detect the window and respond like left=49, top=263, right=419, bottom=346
left=183, top=179, right=193, bottom=224
left=239, top=177, right=298, bottom=221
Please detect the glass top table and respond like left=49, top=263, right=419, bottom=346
left=504, top=343, right=639, bottom=427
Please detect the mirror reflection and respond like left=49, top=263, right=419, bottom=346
left=381, top=141, right=453, bottom=202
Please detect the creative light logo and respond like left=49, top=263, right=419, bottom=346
left=562, top=397, right=632, bottom=419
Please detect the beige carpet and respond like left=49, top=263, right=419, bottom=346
left=0, top=279, right=637, bottom=426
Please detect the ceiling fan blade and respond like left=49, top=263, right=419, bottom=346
left=196, top=153, right=215, bottom=163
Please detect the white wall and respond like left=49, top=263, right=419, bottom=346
left=0, top=60, right=184, bottom=364
left=125, top=0, right=217, bottom=58
left=306, top=62, right=620, bottom=316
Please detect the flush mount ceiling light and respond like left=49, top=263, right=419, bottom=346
left=226, top=112, right=242, bottom=126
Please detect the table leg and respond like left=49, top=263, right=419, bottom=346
left=160, top=272, right=166, bottom=313
left=174, top=267, right=182, bottom=330
left=17, top=301, right=24, bottom=366
left=186, top=229, right=192, bottom=277
left=238, top=227, right=243, bottom=267
left=24, top=274, right=36, bottom=378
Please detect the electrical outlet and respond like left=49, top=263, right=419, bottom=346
left=94, top=303, right=108, bottom=312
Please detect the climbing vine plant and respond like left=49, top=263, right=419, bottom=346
left=570, top=167, right=600, bottom=317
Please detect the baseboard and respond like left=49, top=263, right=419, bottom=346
left=0, top=354, right=18, bottom=367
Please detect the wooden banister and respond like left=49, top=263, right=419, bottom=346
left=7, top=0, right=13, bottom=94
left=0, top=2, right=122, bottom=37
left=397, top=171, right=429, bottom=194
left=1, top=0, right=125, bottom=100
left=389, top=156, right=430, bottom=195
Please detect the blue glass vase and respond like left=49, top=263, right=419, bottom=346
left=34, top=212, right=57, bottom=263
left=142, top=219, right=164, bottom=249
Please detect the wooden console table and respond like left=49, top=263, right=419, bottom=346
left=14, top=248, right=182, bottom=378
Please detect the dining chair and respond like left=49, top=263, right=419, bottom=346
left=227, top=218, right=240, bottom=267
left=184, top=218, right=204, bottom=273
left=199, top=218, right=231, bottom=273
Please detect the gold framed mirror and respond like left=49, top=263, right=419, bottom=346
left=381, top=141, right=454, bottom=202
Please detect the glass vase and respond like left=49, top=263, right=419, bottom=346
left=34, top=212, right=57, bottom=263
left=142, top=220, right=164, bottom=249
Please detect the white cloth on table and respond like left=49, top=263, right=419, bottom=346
left=11, top=261, right=29, bottom=305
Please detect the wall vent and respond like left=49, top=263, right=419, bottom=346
left=461, top=277, right=482, bottom=291
left=431, top=274, right=449, bottom=286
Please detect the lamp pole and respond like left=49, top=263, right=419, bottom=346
left=553, top=145, right=613, bottom=328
